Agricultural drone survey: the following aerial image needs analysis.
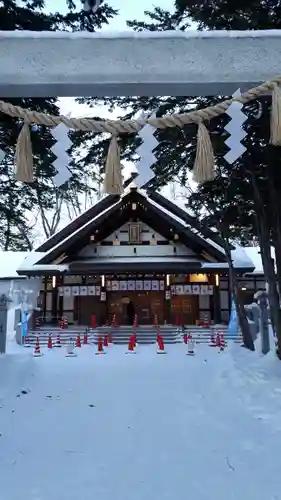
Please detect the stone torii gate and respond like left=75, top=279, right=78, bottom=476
left=0, top=30, right=281, bottom=97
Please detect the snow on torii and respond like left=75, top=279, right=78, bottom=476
left=0, top=30, right=280, bottom=97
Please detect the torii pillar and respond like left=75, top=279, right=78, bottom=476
left=0, top=30, right=280, bottom=97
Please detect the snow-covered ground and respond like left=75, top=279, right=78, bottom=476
left=0, top=340, right=281, bottom=500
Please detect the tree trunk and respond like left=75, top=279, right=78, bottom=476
left=267, top=157, right=281, bottom=304
left=222, top=233, right=255, bottom=351
left=264, top=154, right=281, bottom=356
left=207, top=193, right=255, bottom=350
left=258, top=219, right=281, bottom=355
left=272, top=228, right=281, bottom=299
left=249, top=172, right=281, bottom=354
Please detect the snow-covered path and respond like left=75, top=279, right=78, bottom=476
left=0, top=343, right=280, bottom=500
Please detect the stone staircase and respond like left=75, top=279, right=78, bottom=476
left=89, top=325, right=180, bottom=345
left=178, top=325, right=241, bottom=343
left=23, top=324, right=241, bottom=347
left=88, top=324, right=241, bottom=345
left=24, top=325, right=87, bottom=346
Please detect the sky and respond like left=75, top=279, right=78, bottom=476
left=49, top=0, right=175, bottom=30
left=56, top=0, right=175, bottom=118
left=46, top=0, right=188, bottom=233
left=56, top=0, right=178, bottom=175
left=23, top=0, right=192, bottom=242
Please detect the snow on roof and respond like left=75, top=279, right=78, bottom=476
left=0, top=29, right=280, bottom=39
left=0, top=252, right=28, bottom=279
left=145, top=193, right=258, bottom=271
left=39, top=201, right=120, bottom=260
left=25, top=264, right=69, bottom=273
left=16, top=251, right=45, bottom=271
left=0, top=247, right=268, bottom=278
left=148, top=196, right=189, bottom=228
left=17, top=251, right=69, bottom=273
left=199, top=248, right=254, bottom=270
left=34, top=194, right=108, bottom=252
left=243, top=246, right=275, bottom=275
left=145, top=193, right=231, bottom=259
left=231, top=246, right=255, bottom=270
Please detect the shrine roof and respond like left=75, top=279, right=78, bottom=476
left=31, top=188, right=228, bottom=266
left=12, top=188, right=255, bottom=275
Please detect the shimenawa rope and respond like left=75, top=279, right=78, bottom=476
left=0, top=75, right=280, bottom=191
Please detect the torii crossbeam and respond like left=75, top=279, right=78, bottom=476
left=0, top=30, right=281, bottom=97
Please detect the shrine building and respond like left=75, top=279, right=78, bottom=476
left=16, top=187, right=260, bottom=326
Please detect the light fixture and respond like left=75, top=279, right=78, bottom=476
left=241, top=287, right=247, bottom=291
left=166, top=274, right=170, bottom=286
left=190, top=273, right=208, bottom=283
left=101, top=275, right=105, bottom=287
left=215, top=274, right=220, bottom=287
left=52, top=276, right=56, bottom=288
left=132, top=202, right=137, bottom=210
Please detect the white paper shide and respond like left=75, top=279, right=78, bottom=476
left=224, top=89, right=247, bottom=165
left=135, top=112, right=158, bottom=188
left=51, top=123, right=72, bottom=187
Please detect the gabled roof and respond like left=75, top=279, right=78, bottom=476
left=16, top=187, right=256, bottom=275
left=32, top=187, right=228, bottom=266
left=148, top=191, right=234, bottom=250
left=36, top=194, right=119, bottom=253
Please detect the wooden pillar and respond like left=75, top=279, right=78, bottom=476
left=100, top=275, right=107, bottom=326
left=212, top=274, right=221, bottom=324
left=43, top=277, right=47, bottom=323
left=58, top=276, right=63, bottom=319
left=74, top=296, right=79, bottom=323
left=51, top=276, right=58, bottom=325
left=164, top=274, right=171, bottom=325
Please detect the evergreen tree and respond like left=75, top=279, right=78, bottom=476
left=175, top=0, right=281, bottom=30
left=173, top=0, right=281, bottom=352
left=0, top=0, right=117, bottom=248
left=78, top=2, right=281, bottom=350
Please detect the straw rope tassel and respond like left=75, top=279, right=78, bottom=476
left=15, top=122, right=34, bottom=182
left=103, top=135, right=123, bottom=195
left=192, top=122, right=215, bottom=183
left=270, top=83, right=281, bottom=146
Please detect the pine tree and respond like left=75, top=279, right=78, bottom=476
left=0, top=0, right=117, bottom=248
left=173, top=0, right=281, bottom=352
left=78, top=3, right=281, bottom=350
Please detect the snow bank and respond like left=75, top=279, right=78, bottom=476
left=0, top=342, right=281, bottom=500
left=0, top=29, right=280, bottom=39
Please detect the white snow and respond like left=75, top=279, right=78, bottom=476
left=0, top=29, right=281, bottom=39
left=139, top=191, right=255, bottom=269
left=35, top=201, right=120, bottom=265
left=231, top=246, right=256, bottom=270
left=1, top=339, right=281, bottom=500
left=0, top=251, right=28, bottom=278
left=15, top=251, right=45, bottom=271
left=17, top=251, right=69, bottom=274
left=244, top=246, right=275, bottom=275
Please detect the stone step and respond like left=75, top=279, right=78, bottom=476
left=28, top=330, right=238, bottom=339
left=25, top=325, right=240, bottom=346
left=23, top=339, right=240, bottom=346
